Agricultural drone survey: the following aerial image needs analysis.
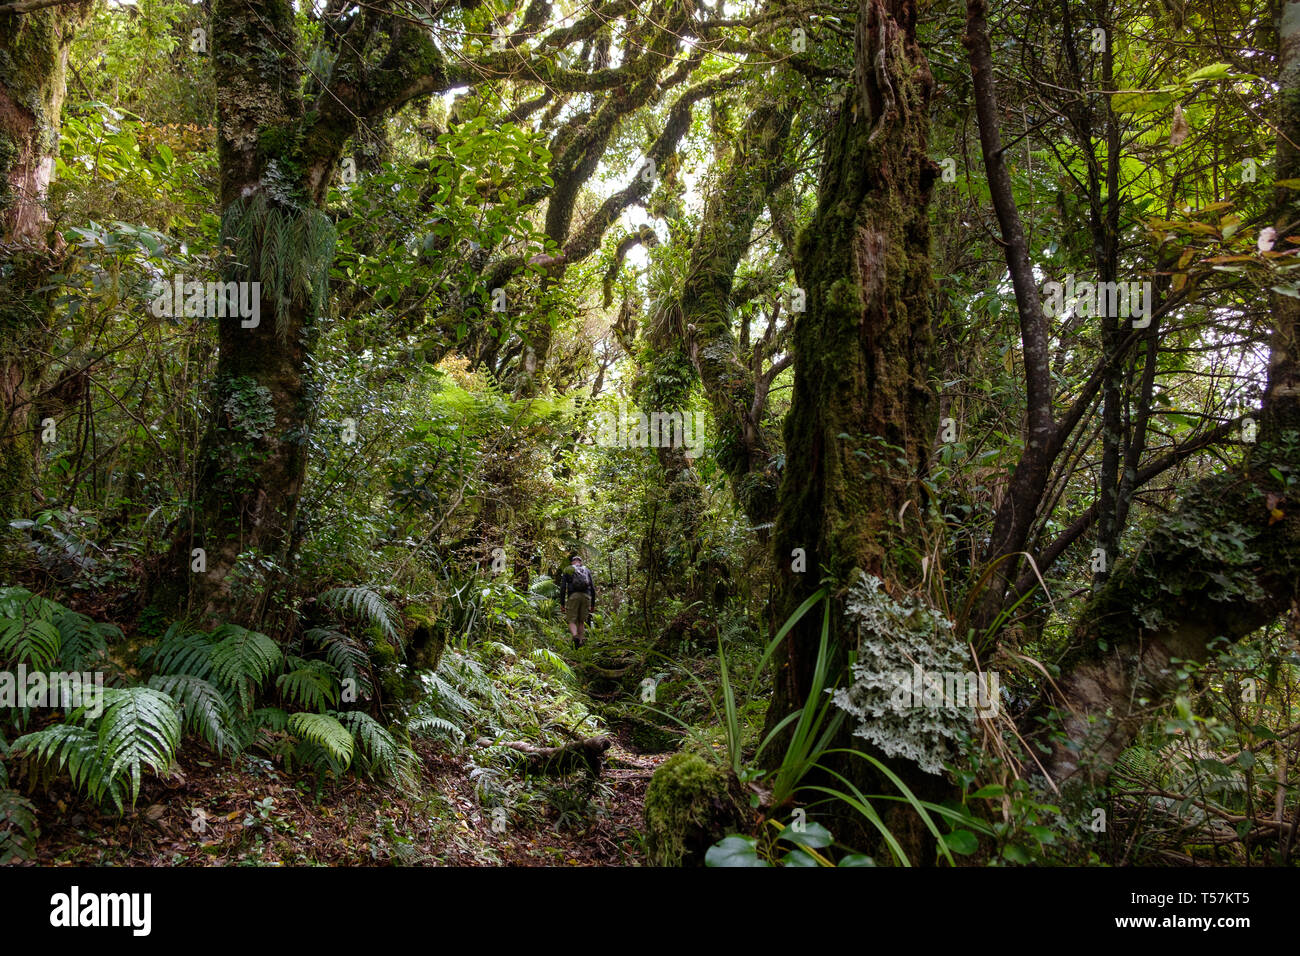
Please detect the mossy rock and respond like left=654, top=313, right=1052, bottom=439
left=643, top=752, right=750, bottom=867
left=404, top=603, right=445, bottom=672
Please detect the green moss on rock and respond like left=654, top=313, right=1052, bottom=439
left=643, top=752, right=749, bottom=867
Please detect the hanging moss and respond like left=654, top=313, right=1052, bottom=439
left=643, top=752, right=750, bottom=866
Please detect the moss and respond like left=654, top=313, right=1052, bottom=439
left=643, top=752, right=749, bottom=866
left=404, top=603, right=445, bottom=672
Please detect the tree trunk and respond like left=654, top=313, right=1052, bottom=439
left=764, top=0, right=944, bottom=858
left=150, top=0, right=335, bottom=628
left=0, top=1, right=91, bottom=568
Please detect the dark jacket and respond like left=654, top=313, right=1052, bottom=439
left=559, top=564, right=596, bottom=607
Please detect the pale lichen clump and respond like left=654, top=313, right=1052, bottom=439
left=831, top=571, right=974, bottom=774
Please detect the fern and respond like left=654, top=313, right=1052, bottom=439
left=148, top=675, right=238, bottom=755
left=409, top=714, right=465, bottom=743
left=250, top=706, right=289, bottom=732
left=318, top=586, right=403, bottom=650
left=0, top=787, right=38, bottom=863
left=0, top=604, right=61, bottom=671
left=94, top=687, right=182, bottom=809
left=53, top=609, right=118, bottom=670
left=0, top=587, right=59, bottom=622
left=530, top=647, right=573, bottom=678
left=140, top=622, right=215, bottom=680
left=209, top=624, right=281, bottom=713
left=277, top=657, right=339, bottom=712
left=305, top=627, right=374, bottom=699
left=337, top=710, right=414, bottom=784
left=17, top=687, right=181, bottom=810
left=288, top=712, right=353, bottom=769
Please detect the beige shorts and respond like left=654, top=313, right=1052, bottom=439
left=565, top=592, right=591, bottom=625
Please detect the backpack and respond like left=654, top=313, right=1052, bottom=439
left=568, top=565, right=592, bottom=593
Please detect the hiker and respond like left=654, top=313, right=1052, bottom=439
left=558, top=553, right=596, bottom=647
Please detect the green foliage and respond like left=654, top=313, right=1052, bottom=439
left=14, top=686, right=181, bottom=811
left=208, top=624, right=283, bottom=714
left=0, top=787, right=38, bottom=864
left=287, top=712, right=354, bottom=770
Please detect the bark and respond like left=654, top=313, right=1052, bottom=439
left=0, top=1, right=90, bottom=567
left=684, top=96, right=794, bottom=526
left=764, top=0, right=943, bottom=857
left=1038, top=0, right=1300, bottom=794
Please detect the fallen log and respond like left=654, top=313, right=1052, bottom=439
left=502, top=735, right=612, bottom=776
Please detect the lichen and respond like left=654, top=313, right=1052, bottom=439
left=831, top=572, right=975, bottom=774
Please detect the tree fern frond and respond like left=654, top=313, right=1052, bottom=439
left=209, top=625, right=281, bottom=713
left=318, top=587, right=403, bottom=649
left=140, top=622, right=215, bottom=680
left=148, top=675, right=238, bottom=755
left=288, top=712, right=353, bottom=769
left=276, top=658, right=339, bottom=712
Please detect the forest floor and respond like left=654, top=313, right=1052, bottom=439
left=19, top=730, right=663, bottom=867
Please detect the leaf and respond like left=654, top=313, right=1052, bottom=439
left=837, top=853, right=876, bottom=867
left=1184, top=62, right=1232, bottom=83
left=705, top=835, right=770, bottom=867
left=777, top=821, right=833, bottom=849
left=942, top=829, right=979, bottom=855
left=780, top=848, right=820, bottom=867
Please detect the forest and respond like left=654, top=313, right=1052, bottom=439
left=0, top=0, right=1297, bottom=873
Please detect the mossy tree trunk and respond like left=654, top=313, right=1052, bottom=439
left=684, top=96, right=793, bottom=527
left=764, top=0, right=944, bottom=857
left=0, top=1, right=91, bottom=571
left=151, top=0, right=454, bottom=627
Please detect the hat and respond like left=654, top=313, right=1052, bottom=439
left=569, top=553, right=581, bottom=562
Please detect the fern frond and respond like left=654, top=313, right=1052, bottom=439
left=409, top=714, right=465, bottom=742
left=421, top=671, right=477, bottom=718
left=529, top=647, right=574, bottom=678
left=148, top=675, right=238, bottom=755
left=305, top=628, right=374, bottom=699
left=288, top=712, right=353, bottom=769
left=0, top=587, right=59, bottom=622
left=336, top=710, right=415, bottom=785
left=250, top=707, right=289, bottom=732
left=276, top=658, right=339, bottom=712
left=140, top=622, right=215, bottom=680
left=318, top=586, right=403, bottom=650
left=96, top=687, right=181, bottom=809
left=209, top=625, right=281, bottom=713
left=13, top=723, right=119, bottom=807
left=0, top=615, right=61, bottom=671
left=54, top=610, right=119, bottom=670
left=0, top=788, right=38, bottom=864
